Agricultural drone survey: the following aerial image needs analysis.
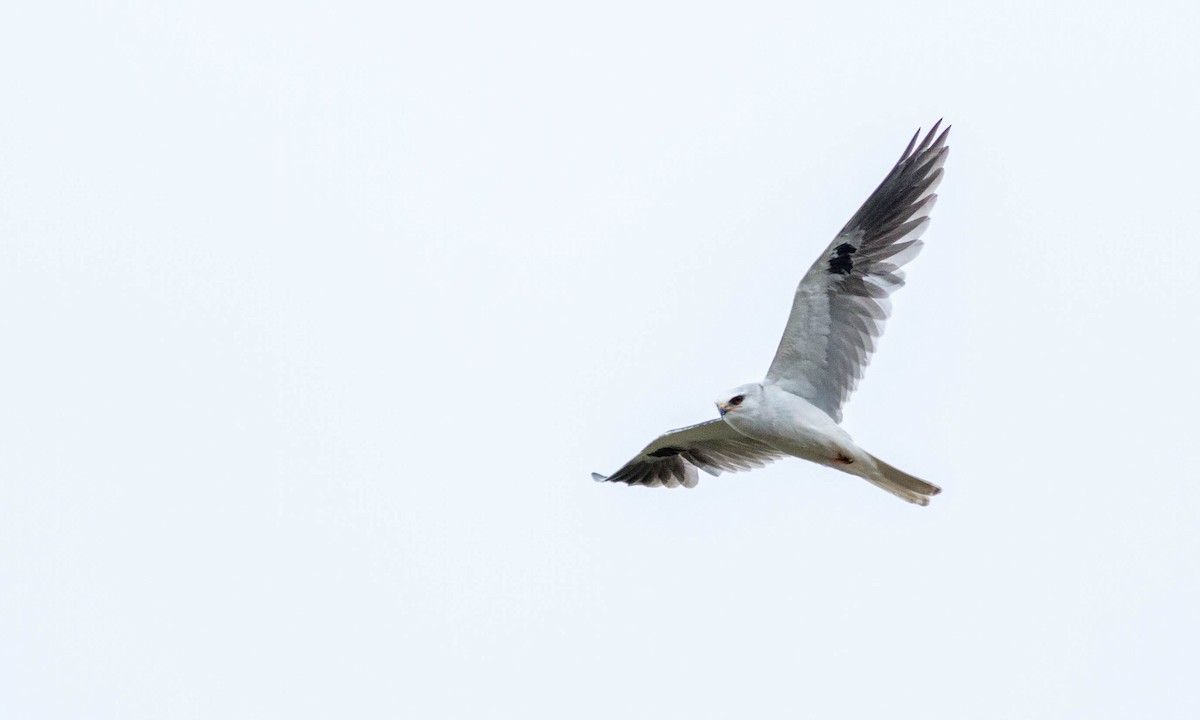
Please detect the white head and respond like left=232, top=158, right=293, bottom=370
left=715, top=382, right=764, bottom=418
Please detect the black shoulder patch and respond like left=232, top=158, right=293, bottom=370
left=648, top=447, right=683, bottom=458
left=828, top=243, right=856, bottom=276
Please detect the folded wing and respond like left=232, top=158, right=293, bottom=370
left=764, top=122, right=950, bottom=422
left=592, top=419, right=783, bottom=489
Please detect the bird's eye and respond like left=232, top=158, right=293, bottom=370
left=729, top=395, right=744, bottom=406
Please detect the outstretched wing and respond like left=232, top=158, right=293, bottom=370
left=592, top=419, right=783, bottom=489
left=764, top=121, right=950, bottom=423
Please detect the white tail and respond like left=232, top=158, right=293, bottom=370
left=861, top=454, right=942, bottom=506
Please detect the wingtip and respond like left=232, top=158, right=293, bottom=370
left=915, top=120, right=944, bottom=154
left=936, top=124, right=952, bottom=148
left=591, top=472, right=607, bottom=483
left=900, top=128, right=920, bottom=160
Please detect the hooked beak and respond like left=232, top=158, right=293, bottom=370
left=717, top=403, right=731, bottom=417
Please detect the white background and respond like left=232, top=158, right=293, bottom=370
left=3, top=2, right=1198, bottom=718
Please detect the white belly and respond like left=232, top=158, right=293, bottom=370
left=724, top=385, right=858, bottom=466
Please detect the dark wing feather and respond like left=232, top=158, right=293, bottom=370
left=592, top=419, right=782, bottom=489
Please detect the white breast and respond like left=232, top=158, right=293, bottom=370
left=725, top=384, right=854, bottom=464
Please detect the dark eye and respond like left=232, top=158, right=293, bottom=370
left=729, top=395, right=744, bottom=406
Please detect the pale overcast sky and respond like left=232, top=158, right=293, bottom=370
left=3, top=1, right=1199, bottom=718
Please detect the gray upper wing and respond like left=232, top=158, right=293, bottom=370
left=592, top=419, right=783, bottom=489
left=763, top=122, right=950, bottom=422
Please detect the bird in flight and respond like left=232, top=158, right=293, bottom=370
left=593, top=122, right=950, bottom=505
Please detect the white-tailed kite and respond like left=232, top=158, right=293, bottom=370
left=593, top=122, right=950, bottom=505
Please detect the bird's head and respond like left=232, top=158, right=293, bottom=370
left=715, top=383, right=763, bottom=417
